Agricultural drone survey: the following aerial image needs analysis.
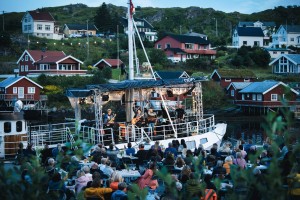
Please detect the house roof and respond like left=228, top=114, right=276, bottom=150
left=93, top=59, right=123, bottom=67
left=184, top=31, right=207, bottom=38
left=17, top=50, right=66, bottom=64
left=154, top=71, right=190, bottom=80
left=28, top=10, right=55, bottom=21
left=211, top=69, right=257, bottom=79
left=239, top=80, right=298, bottom=95
left=65, top=24, right=98, bottom=31
left=282, top=25, right=300, bottom=33
left=0, top=76, right=43, bottom=89
left=164, top=34, right=210, bottom=45
left=269, top=54, right=300, bottom=66
left=227, top=82, right=252, bottom=90
left=238, top=21, right=276, bottom=27
left=236, top=27, right=265, bottom=37
left=264, top=47, right=290, bottom=52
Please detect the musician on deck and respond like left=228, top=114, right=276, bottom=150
left=147, top=108, right=157, bottom=136
left=103, top=109, right=119, bottom=142
left=132, top=108, right=145, bottom=128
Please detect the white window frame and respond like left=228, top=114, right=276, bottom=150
left=45, top=25, right=50, bottom=31
left=244, top=79, right=250, bottom=82
left=21, top=65, right=24, bottom=72
left=37, top=24, right=42, bottom=30
left=25, top=65, right=28, bottom=71
left=13, top=87, right=17, bottom=94
left=28, top=87, right=35, bottom=94
left=225, top=78, right=231, bottom=82
left=157, top=44, right=161, bottom=49
left=165, top=43, right=171, bottom=48
left=271, top=94, right=278, bottom=101
left=252, top=94, right=256, bottom=101
left=242, top=94, right=245, bottom=100
left=25, top=55, right=28, bottom=61
left=257, top=94, right=262, bottom=101
left=231, top=90, right=234, bottom=97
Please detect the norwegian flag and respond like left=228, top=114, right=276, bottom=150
left=130, top=0, right=135, bottom=16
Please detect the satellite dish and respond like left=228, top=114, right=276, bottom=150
left=14, top=100, right=23, bottom=112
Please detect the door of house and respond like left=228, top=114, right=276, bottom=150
left=18, top=87, right=24, bottom=98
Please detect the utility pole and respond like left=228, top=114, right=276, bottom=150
left=87, top=20, right=89, bottom=60
left=213, top=18, right=218, bottom=37
left=180, top=25, right=182, bottom=34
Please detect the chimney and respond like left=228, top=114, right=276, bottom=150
left=41, top=55, right=44, bottom=60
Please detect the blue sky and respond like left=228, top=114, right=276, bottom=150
left=1, top=0, right=299, bottom=14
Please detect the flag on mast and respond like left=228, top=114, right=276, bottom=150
left=130, top=0, right=135, bottom=17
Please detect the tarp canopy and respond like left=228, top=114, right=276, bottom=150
left=66, top=77, right=206, bottom=98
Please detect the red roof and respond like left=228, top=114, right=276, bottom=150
left=104, top=59, right=123, bottom=67
left=27, top=50, right=65, bottom=62
left=36, top=56, right=66, bottom=63
left=184, top=49, right=217, bottom=55
left=28, top=11, right=55, bottom=21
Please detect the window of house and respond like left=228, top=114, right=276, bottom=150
left=24, top=25, right=27, bottom=31
left=225, top=78, right=231, bottom=82
left=21, top=65, right=24, bottom=71
left=25, top=55, right=28, bottom=61
left=166, top=43, right=171, bottom=48
left=244, top=79, right=250, bottom=82
left=273, top=52, right=277, bottom=54
left=13, top=87, right=17, bottom=94
left=231, top=90, right=234, bottom=97
left=45, top=25, right=50, bottom=31
left=16, top=121, right=22, bottom=132
left=252, top=94, right=256, bottom=101
left=24, top=18, right=27, bottom=23
left=271, top=94, right=278, bottom=101
left=243, top=41, right=247, bottom=45
left=185, top=43, right=194, bottom=49
left=37, top=24, right=42, bottom=30
left=242, top=94, right=245, bottom=100
left=4, top=122, right=11, bottom=133
left=40, top=64, right=49, bottom=70
left=281, top=52, right=285, bottom=54
left=257, top=94, right=262, bottom=101
left=254, top=41, right=260, bottom=46
left=28, top=87, right=35, bottom=94
left=25, top=65, right=28, bottom=71
left=291, top=38, right=294, bottom=42
left=157, top=44, right=161, bottom=49
left=27, top=25, right=31, bottom=30
left=47, top=34, right=50, bottom=36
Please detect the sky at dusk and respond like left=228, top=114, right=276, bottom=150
left=1, top=0, right=299, bottom=14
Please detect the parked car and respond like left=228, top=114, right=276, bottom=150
left=69, top=34, right=82, bottom=38
left=96, top=33, right=105, bottom=37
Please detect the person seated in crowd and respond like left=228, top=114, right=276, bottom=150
left=237, top=144, right=247, bottom=159
left=233, top=152, right=247, bottom=170
left=164, top=142, right=178, bottom=158
left=24, top=143, right=36, bottom=161
left=47, top=172, right=66, bottom=199
left=203, top=174, right=217, bottom=191
left=212, top=160, right=227, bottom=179
left=206, top=148, right=217, bottom=168
left=243, top=139, right=254, bottom=153
left=99, top=157, right=108, bottom=171
left=125, top=142, right=135, bottom=156
left=52, top=144, right=64, bottom=159
left=163, top=152, right=175, bottom=166
left=146, top=178, right=160, bottom=200
left=178, top=139, right=187, bottom=157
left=219, top=142, right=232, bottom=156
left=45, top=158, right=56, bottom=178
left=174, top=156, right=186, bottom=170
left=178, top=165, right=191, bottom=184
left=106, top=143, right=120, bottom=167
left=111, top=182, right=128, bottom=200
left=90, top=163, right=101, bottom=175
left=184, top=149, right=194, bottom=166
left=91, top=146, right=104, bottom=164
left=109, top=172, right=124, bottom=191
left=86, top=171, right=102, bottom=188
left=84, top=177, right=113, bottom=199
left=82, top=166, right=93, bottom=180
left=223, top=156, right=233, bottom=178
left=102, top=160, right=114, bottom=177
left=66, top=155, right=81, bottom=178
left=137, top=162, right=157, bottom=189
left=40, top=143, right=52, bottom=166
left=75, top=169, right=91, bottom=194
left=150, top=141, right=163, bottom=158
left=135, top=144, right=148, bottom=168
left=149, top=149, right=162, bottom=163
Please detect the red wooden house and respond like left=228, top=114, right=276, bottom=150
left=154, top=33, right=216, bottom=63
left=17, top=50, right=86, bottom=76
left=93, top=59, right=124, bottom=69
left=227, top=82, right=252, bottom=100
left=210, top=69, right=257, bottom=89
left=234, top=80, right=299, bottom=112
left=0, top=76, right=46, bottom=108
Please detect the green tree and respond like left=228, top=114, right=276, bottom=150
left=0, top=32, right=11, bottom=47
left=202, top=80, right=226, bottom=109
left=94, top=3, right=112, bottom=33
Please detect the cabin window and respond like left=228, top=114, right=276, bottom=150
left=252, top=94, right=256, bottom=101
left=242, top=94, right=245, bottom=100
left=243, top=41, right=247, bottom=45
left=291, top=38, right=294, bottom=42
left=25, top=65, right=28, bottom=71
left=21, top=65, right=24, bottom=71
left=28, top=87, right=35, bottom=94
left=13, top=87, right=17, bottom=94
left=165, top=43, right=171, bottom=48
left=225, top=79, right=231, bottom=82
left=271, top=94, right=278, bottom=101
left=257, top=94, right=262, bottom=101
left=27, top=25, right=31, bottom=31
left=25, top=55, right=28, bottom=61
left=244, top=79, right=250, bottom=82
left=157, top=44, right=161, bottom=49
left=273, top=51, right=277, bottom=54
left=185, top=43, right=194, bottom=49
left=231, top=90, right=234, bottom=97
left=200, top=138, right=208, bottom=144
left=4, top=122, right=11, bottom=133
left=16, top=121, right=22, bottom=132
